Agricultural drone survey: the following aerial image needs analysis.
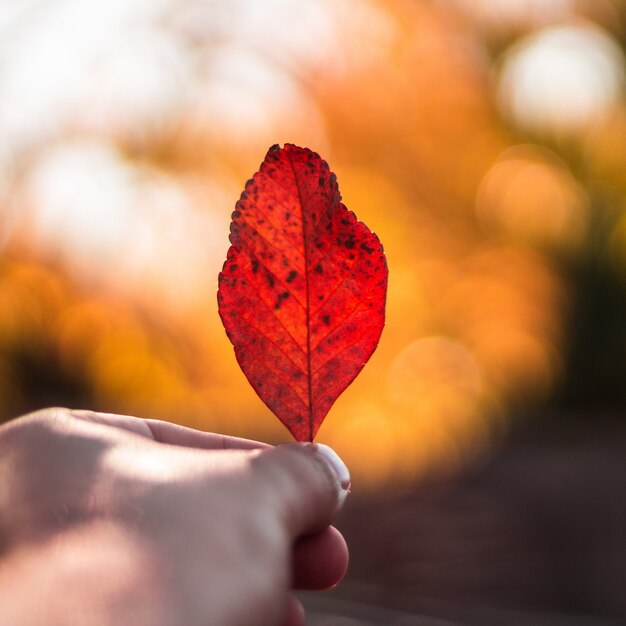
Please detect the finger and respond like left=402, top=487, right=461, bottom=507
left=251, top=443, right=351, bottom=538
left=292, top=526, right=349, bottom=590
left=281, top=594, right=305, bottom=626
left=144, top=418, right=270, bottom=451
left=68, top=410, right=269, bottom=451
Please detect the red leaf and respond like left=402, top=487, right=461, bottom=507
left=218, top=144, right=388, bottom=441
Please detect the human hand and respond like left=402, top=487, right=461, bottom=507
left=0, top=408, right=350, bottom=626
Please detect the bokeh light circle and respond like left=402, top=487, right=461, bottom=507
left=498, top=23, right=625, bottom=135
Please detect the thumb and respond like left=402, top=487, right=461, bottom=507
left=250, top=443, right=350, bottom=538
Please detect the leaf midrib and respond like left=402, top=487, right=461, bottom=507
left=286, top=150, right=314, bottom=440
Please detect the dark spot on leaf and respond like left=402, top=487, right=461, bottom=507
left=361, top=242, right=374, bottom=254
left=345, top=237, right=355, bottom=249
left=319, top=176, right=325, bottom=186
left=266, top=272, right=275, bottom=288
left=232, top=210, right=241, bottom=219
left=269, top=144, right=280, bottom=154
left=274, top=291, right=290, bottom=309
left=286, top=270, right=297, bottom=283
left=230, top=264, right=238, bottom=272
left=241, top=191, right=248, bottom=201
left=252, top=259, right=259, bottom=274
left=322, top=315, right=331, bottom=325
left=315, top=263, right=323, bottom=274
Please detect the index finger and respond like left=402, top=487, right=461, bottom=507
left=68, top=410, right=270, bottom=451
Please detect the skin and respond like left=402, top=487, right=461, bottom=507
left=0, top=408, right=350, bottom=626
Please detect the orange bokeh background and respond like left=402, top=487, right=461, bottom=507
left=1, top=0, right=626, bottom=490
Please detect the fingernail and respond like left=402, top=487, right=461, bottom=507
left=307, top=443, right=351, bottom=494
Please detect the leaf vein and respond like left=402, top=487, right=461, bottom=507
left=234, top=233, right=307, bottom=313
left=235, top=317, right=309, bottom=411
left=227, top=276, right=307, bottom=353
left=312, top=323, right=373, bottom=377
left=311, top=300, right=363, bottom=352
left=237, top=222, right=304, bottom=275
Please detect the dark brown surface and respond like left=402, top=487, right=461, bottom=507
left=301, top=420, right=626, bottom=625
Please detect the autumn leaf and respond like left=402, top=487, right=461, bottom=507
left=218, top=144, right=388, bottom=441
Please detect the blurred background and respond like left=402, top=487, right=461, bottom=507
left=1, top=0, right=626, bottom=623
